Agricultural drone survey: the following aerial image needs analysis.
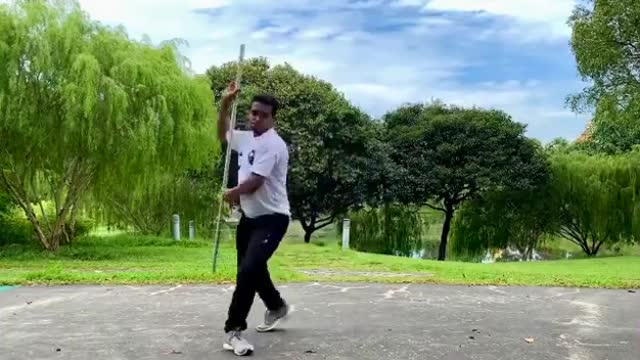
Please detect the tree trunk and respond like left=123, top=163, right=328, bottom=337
left=26, top=206, right=55, bottom=250
left=557, top=224, right=603, bottom=258
left=583, top=240, right=603, bottom=257
left=438, top=207, right=454, bottom=261
left=4, top=185, right=54, bottom=250
left=28, top=210, right=55, bottom=251
left=300, top=213, right=317, bottom=243
left=580, top=238, right=602, bottom=257
left=592, top=241, right=603, bottom=256
left=300, top=218, right=335, bottom=243
left=68, top=204, right=79, bottom=241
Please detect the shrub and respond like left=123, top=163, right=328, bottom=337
left=0, top=213, right=34, bottom=246
left=0, top=208, right=95, bottom=247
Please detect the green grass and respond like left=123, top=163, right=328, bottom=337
left=1, top=231, right=639, bottom=289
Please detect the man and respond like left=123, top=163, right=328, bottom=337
left=217, top=81, right=291, bottom=356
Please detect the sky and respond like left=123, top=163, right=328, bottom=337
left=76, top=0, right=590, bottom=142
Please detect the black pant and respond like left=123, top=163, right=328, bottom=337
left=224, top=213, right=289, bottom=333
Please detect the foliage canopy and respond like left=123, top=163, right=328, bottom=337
left=0, top=0, right=216, bottom=249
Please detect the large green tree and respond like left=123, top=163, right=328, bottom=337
left=453, top=150, right=640, bottom=259
left=386, top=103, right=548, bottom=260
left=451, top=184, right=557, bottom=260
left=208, top=59, right=378, bottom=242
left=569, top=0, right=640, bottom=152
left=0, top=0, right=215, bottom=250
left=549, top=151, right=640, bottom=255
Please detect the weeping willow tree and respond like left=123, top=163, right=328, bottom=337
left=344, top=205, right=425, bottom=257
left=550, top=152, right=640, bottom=256
left=94, top=168, right=219, bottom=236
left=451, top=185, right=557, bottom=261
left=0, top=0, right=216, bottom=250
left=452, top=152, right=640, bottom=258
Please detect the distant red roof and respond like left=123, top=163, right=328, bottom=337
left=575, top=120, right=593, bottom=143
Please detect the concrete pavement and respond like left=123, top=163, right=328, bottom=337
left=1, top=284, right=638, bottom=359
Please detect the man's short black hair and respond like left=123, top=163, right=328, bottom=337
left=251, top=94, right=279, bottom=117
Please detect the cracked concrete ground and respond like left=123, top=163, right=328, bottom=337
left=0, top=284, right=638, bottom=359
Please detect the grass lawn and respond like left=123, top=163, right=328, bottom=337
left=1, top=231, right=639, bottom=289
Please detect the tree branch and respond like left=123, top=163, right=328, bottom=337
left=557, top=225, right=588, bottom=250
left=110, top=200, right=147, bottom=234
left=424, top=202, right=446, bottom=212
left=313, top=219, right=336, bottom=232
left=614, top=39, right=640, bottom=56
left=318, top=214, right=336, bottom=224
left=0, top=170, right=29, bottom=214
left=1, top=169, right=52, bottom=249
left=38, top=199, right=53, bottom=235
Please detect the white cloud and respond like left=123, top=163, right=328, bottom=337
left=393, top=0, right=425, bottom=6
left=298, top=27, right=341, bottom=40
left=395, top=0, right=577, bottom=39
left=425, top=0, right=575, bottom=23
left=68, top=0, right=588, bottom=141
left=76, top=0, right=242, bottom=72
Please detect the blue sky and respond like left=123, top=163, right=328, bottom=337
left=78, top=0, right=590, bottom=142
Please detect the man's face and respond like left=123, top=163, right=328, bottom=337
left=248, top=101, right=274, bottom=133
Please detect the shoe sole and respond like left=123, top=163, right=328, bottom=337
left=255, top=318, right=282, bottom=333
left=223, top=343, right=254, bottom=356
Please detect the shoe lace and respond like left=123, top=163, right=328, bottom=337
left=230, top=331, right=244, bottom=342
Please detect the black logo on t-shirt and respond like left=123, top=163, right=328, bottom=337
left=248, top=150, right=255, bottom=165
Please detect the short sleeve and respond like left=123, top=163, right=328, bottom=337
left=250, top=143, right=278, bottom=178
left=226, top=130, right=253, bottom=152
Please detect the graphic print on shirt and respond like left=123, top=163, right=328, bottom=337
left=248, top=150, right=255, bottom=166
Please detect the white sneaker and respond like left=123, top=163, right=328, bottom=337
left=223, top=331, right=254, bottom=356
left=256, top=303, right=289, bottom=333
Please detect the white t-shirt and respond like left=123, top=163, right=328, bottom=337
left=227, top=128, right=291, bottom=218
